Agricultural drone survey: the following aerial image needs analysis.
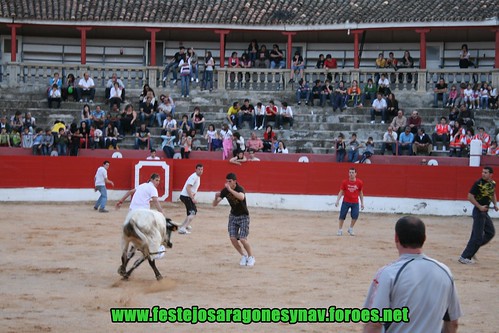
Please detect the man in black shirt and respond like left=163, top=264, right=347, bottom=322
left=459, top=166, right=498, bottom=264
left=162, top=46, right=185, bottom=84
left=213, top=173, right=255, bottom=267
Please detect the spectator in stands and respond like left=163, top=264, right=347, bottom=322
left=0, top=115, right=11, bottom=133
left=316, top=54, right=325, bottom=69
left=375, top=53, right=387, bottom=84
left=180, top=132, right=192, bottom=159
left=179, top=54, right=191, bottom=98
left=139, top=84, right=152, bottom=102
left=459, top=44, right=474, bottom=68
left=139, top=95, right=156, bottom=127
left=398, top=126, right=414, bottom=155
left=398, top=50, right=414, bottom=83
left=277, top=101, right=294, bottom=130
left=275, top=140, right=289, bottom=154
left=247, top=149, right=261, bottom=161
left=335, top=133, right=346, bottom=162
left=320, top=79, right=334, bottom=107
left=10, top=129, right=21, bottom=147
left=389, top=109, right=406, bottom=142
left=433, top=78, right=448, bottom=108
left=487, top=141, right=499, bottom=156
left=62, top=73, right=76, bottom=101
left=187, top=48, right=199, bottom=83
left=108, top=81, right=123, bottom=110
left=333, top=80, right=348, bottom=112
left=255, top=45, right=271, bottom=68
left=324, top=54, right=338, bottom=81
left=162, top=113, right=178, bottom=144
left=457, top=104, right=474, bottom=129
left=23, top=112, right=36, bottom=133
left=90, top=105, right=106, bottom=130
left=0, top=127, right=10, bottom=147
left=49, top=72, right=62, bottom=90
left=11, top=111, right=23, bottom=134
left=146, top=148, right=160, bottom=160
left=347, top=133, right=360, bottom=162
left=230, top=150, right=247, bottom=165
left=205, top=124, right=222, bottom=151
left=232, top=132, right=246, bottom=156
left=264, top=100, right=278, bottom=127
left=360, top=78, right=377, bottom=107
left=377, top=74, right=391, bottom=96
left=81, top=104, right=92, bottom=128
left=55, top=127, right=68, bottom=156
left=89, top=124, right=102, bottom=149
left=220, top=124, right=233, bottom=159
left=228, top=51, right=241, bottom=68
left=40, top=128, right=54, bottom=155
left=446, top=84, right=458, bottom=107
left=413, top=128, right=433, bottom=156
left=479, top=83, right=490, bottom=110
left=359, top=137, right=375, bottom=163
left=310, top=80, right=323, bottom=106
left=246, top=132, right=264, bottom=152
left=386, top=52, right=398, bottom=83
left=51, top=120, right=66, bottom=135
left=386, top=93, right=399, bottom=119
left=105, top=73, right=126, bottom=103
left=289, top=51, right=305, bottom=83
left=381, top=126, right=398, bottom=155
left=448, top=106, right=459, bottom=127
left=160, top=130, right=176, bottom=158
left=202, top=50, right=215, bottom=92
left=474, top=127, right=491, bottom=155
left=240, top=53, right=252, bottom=69
left=270, top=44, right=285, bottom=69
left=262, top=125, right=276, bottom=152
left=296, top=78, right=311, bottom=106
left=488, top=84, right=498, bottom=109
left=449, top=121, right=466, bottom=157
left=370, top=93, right=387, bottom=124
left=432, top=117, right=451, bottom=151
left=32, top=128, right=44, bottom=155
left=407, top=110, right=422, bottom=134
left=178, top=114, right=194, bottom=140
left=463, top=83, right=474, bottom=109
left=47, top=83, right=62, bottom=108
left=68, top=126, right=82, bottom=156
left=105, top=122, right=119, bottom=150
left=76, top=72, right=96, bottom=103
left=134, top=123, right=150, bottom=150
left=191, top=107, right=205, bottom=135
left=227, top=101, right=240, bottom=131
left=247, top=39, right=259, bottom=66
left=120, top=104, right=138, bottom=136
left=79, top=121, right=90, bottom=149
left=156, top=94, right=175, bottom=126
left=347, top=80, right=361, bottom=107
left=21, top=127, right=33, bottom=149
left=238, top=99, right=255, bottom=130
left=254, top=102, right=265, bottom=130
left=163, top=46, right=185, bottom=84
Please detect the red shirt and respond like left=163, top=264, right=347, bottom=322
left=341, top=178, right=363, bottom=203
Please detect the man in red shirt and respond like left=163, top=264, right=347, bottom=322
left=264, top=100, right=278, bottom=127
left=335, top=168, right=364, bottom=236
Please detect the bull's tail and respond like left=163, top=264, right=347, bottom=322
left=124, top=216, right=152, bottom=259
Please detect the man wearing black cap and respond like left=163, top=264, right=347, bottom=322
left=213, top=173, right=255, bottom=267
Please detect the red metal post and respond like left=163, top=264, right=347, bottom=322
left=495, top=28, right=499, bottom=69
left=146, top=28, right=161, bottom=66
left=282, top=32, right=296, bottom=69
left=6, top=24, right=22, bottom=62
left=352, top=30, right=364, bottom=69
left=416, top=29, right=430, bottom=69
left=214, top=30, right=230, bottom=68
left=77, top=27, right=92, bottom=65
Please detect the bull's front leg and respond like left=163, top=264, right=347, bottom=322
left=148, top=259, right=163, bottom=280
left=122, top=256, right=146, bottom=280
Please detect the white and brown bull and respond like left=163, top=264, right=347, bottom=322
left=118, top=209, right=178, bottom=280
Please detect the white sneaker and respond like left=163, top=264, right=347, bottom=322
left=246, top=256, right=255, bottom=267
left=458, top=256, right=474, bottom=264
left=186, top=95, right=190, bottom=98
left=381, top=120, right=385, bottom=124
left=79, top=99, right=83, bottom=102
left=186, top=225, right=192, bottom=231
left=196, top=78, right=199, bottom=83
left=232, top=125, right=237, bottom=131
left=442, top=146, right=446, bottom=152
left=347, top=227, right=355, bottom=236
left=162, top=77, right=167, bottom=82
left=89, top=100, right=94, bottom=104
left=191, top=77, right=194, bottom=82
left=258, top=126, right=263, bottom=130
left=336, top=229, right=343, bottom=236
left=370, top=121, right=375, bottom=124
left=254, top=126, right=258, bottom=130
left=178, top=227, right=191, bottom=234
left=240, top=255, right=248, bottom=266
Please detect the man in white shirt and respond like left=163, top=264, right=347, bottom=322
left=276, top=101, right=294, bottom=130
left=105, top=73, right=126, bottom=101
left=76, top=72, right=96, bottom=103
left=116, top=173, right=166, bottom=216
left=370, top=93, right=388, bottom=124
left=178, top=164, right=204, bottom=234
left=146, top=149, right=161, bottom=160
left=94, top=160, right=115, bottom=213
left=381, top=126, right=398, bottom=155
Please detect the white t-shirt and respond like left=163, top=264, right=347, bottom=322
left=78, top=77, right=95, bottom=89
left=129, top=182, right=159, bottom=210
left=94, top=166, right=107, bottom=186
left=180, top=172, right=201, bottom=197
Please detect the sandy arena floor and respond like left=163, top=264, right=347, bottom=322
left=0, top=202, right=497, bottom=333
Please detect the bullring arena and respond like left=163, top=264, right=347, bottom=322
left=1, top=199, right=498, bottom=332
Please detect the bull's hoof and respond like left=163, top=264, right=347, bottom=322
left=156, top=274, right=163, bottom=281
left=121, top=275, right=129, bottom=281
left=117, top=266, right=126, bottom=277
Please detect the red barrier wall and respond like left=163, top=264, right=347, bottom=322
left=0, top=156, right=484, bottom=200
